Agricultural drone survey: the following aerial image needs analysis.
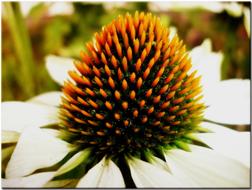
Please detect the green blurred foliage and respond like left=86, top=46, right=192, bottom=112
left=1, top=2, right=250, bottom=101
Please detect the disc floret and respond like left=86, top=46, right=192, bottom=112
left=60, top=12, right=205, bottom=157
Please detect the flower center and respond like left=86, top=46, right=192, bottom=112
left=59, top=12, right=205, bottom=157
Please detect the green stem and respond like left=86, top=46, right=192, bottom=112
left=4, top=2, right=35, bottom=97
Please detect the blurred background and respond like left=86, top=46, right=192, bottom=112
left=2, top=1, right=250, bottom=101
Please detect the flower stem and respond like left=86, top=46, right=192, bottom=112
left=4, top=2, right=35, bottom=97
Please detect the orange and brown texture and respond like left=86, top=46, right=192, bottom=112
left=2, top=3, right=250, bottom=188
left=60, top=12, right=205, bottom=156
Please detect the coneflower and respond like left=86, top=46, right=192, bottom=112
left=60, top=12, right=204, bottom=157
left=2, top=12, right=249, bottom=188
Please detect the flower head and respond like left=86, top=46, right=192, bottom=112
left=60, top=12, right=204, bottom=157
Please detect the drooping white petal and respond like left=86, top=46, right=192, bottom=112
left=164, top=145, right=249, bottom=187
left=45, top=55, right=76, bottom=86
left=77, top=157, right=125, bottom=188
left=2, top=130, right=20, bottom=143
left=28, top=91, right=62, bottom=107
left=6, top=127, right=70, bottom=178
left=2, top=102, right=58, bottom=132
left=190, top=39, right=223, bottom=98
left=188, top=122, right=250, bottom=166
left=128, top=157, right=193, bottom=187
left=195, top=131, right=250, bottom=167
left=2, top=172, right=55, bottom=188
left=204, top=79, right=250, bottom=125
left=205, top=132, right=249, bottom=167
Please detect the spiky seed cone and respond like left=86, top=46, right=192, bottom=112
left=60, top=12, right=205, bottom=156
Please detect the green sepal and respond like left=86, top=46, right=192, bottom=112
left=144, top=149, right=171, bottom=172
left=57, top=129, right=79, bottom=143
left=162, top=144, right=176, bottom=151
left=184, top=133, right=203, bottom=143
left=195, top=126, right=212, bottom=133
left=55, top=148, right=91, bottom=177
left=174, top=140, right=191, bottom=152
left=143, top=149, right=153, bottom=161
left=145, top=150, right=160, bottom=165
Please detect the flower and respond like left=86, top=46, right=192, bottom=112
left=2, top=12, right=250, bottom=188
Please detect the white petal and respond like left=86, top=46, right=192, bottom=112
left=2, top=102, right=58, bottom=132
left=77, top=157, right=125, bottom=188
left=195, top=131, right=250, bottom=167
left=103, top=2, right=127, bottom=11
left=128, top=157, right=191, bottom=187
left=208, top=132, right=250, bottom=167
left=164, top=145, right=249, bottom=187
left=48, top=2, right=74, bottom=16
left=168, top=26, right=177, bottom=41
left=224, top=2, right=243, bottom=17
left=19, top=2, right=40, bottom=17
left=6, top=127, right=69, bottom=178
left=204, top=79, right=250, bottom=124
left=45, top=55, right=75, bottom=86
left=244, top=7, right=250, bottom=37
left=190, top=39, right=223, bottom=98
left=28, top=91, right=62, bottom=107
left=2, top=130, right=20, bottom=143
left=2, top=172, right=55, bottom=188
